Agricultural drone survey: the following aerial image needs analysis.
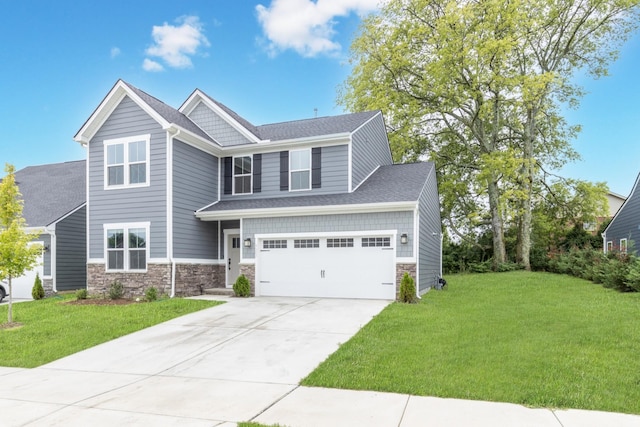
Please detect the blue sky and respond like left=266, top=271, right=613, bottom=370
left=1, top=1, right=639, bottom=195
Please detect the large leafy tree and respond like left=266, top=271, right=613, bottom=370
left=340, top=0, right=639, bottom=269
left=0, top=164, right=40, bottom=324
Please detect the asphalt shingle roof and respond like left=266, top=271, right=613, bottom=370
left=199, top=162, right=434, bottom=213
left=13, top=160, right=86, bottom=227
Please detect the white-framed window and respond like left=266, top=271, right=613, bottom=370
left=104, top=135, right=150, bottom=189
left=607, top=241, right=613, bottom=252
left=290, top=149, right=311, bottom=191
left=233, top=155, right=252, bottom=194
left=105, top=223, right=149, bottom=272
left=620, top=238, right=628, bottom=254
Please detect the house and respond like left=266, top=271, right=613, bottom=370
left=73, top=80, right=442, bottom=300
left=584, top=191, right=626, bottom=234
left=12, top=160, right=86, bottom=297
left=603, top=176, right=640, bottom=254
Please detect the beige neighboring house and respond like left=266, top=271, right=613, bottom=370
left=584, top=191, right=626, bottom=234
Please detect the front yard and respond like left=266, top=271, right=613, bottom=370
left=0, top=295, right=221, bottom=368
left=302, top=271, right=640, bottom=414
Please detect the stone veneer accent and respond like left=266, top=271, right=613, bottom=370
left=173, top=263, right=225, bottom=296
left=42, top=278, right=54, bottom=297
left=239, top=263, right=256, bottom=296
left=396, top=263, right=417, bottom=300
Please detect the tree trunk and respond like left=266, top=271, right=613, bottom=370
left=488, top=178, right=506, bottom=269
left=516, top=110, right=536, bottom=270
left=7, top=276, right=12, bottom=323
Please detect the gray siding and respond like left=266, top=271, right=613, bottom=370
left=220, top=145, right=349, bottom=200
left=172, top=140, right=219, bottom=259
left=88, top=96, right=168, bottom=259
left=351, top=113, right=393, bottom=189
left=55, top=206, right=87, bottom=291
left=606, top=178, right=640, bottom=253
left=417, top=167, right=442, bottom=293
left=188, top=102, right=252, bottom=147
left=242, top=211, right=414, bottom=259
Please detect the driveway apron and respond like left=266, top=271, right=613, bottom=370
left=0, top=296, right=389, bottom=426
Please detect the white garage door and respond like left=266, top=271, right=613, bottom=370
left=256, top=235, right=396, bottom=299
left=11, top=251, right=44, bottom=300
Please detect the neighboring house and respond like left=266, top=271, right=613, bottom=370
left=583, top=191, right=626, bottom=234
left=604, top=177, right=640, bottom=254
left=13, top=161, right=86, bottom=297
left=73, top=80, right=441, bottom=300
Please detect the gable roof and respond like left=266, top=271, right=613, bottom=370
left=13, top=160, right=86, bottom=228
left=196, top=162, right=434, bottom=220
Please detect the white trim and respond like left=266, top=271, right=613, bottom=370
left=289, top=148, right=311, bottom=192
left=103, top=222, right=150, bottom=272
left=103, top=134, right=151, bottom=190
left=167, top=130, right=175, bottom=260
left=196, top=201, right=417, bottom=221
left=172, top=258, right=224, bottom=265
left=256, top=230, right=397, bottom=240
left=396, top=257, right=417, bottom=263
left=352, top=165, right=380, bottom=192
left=347, top=135, right=353, bottom=192
left=223, top=135, right=350, bottom=156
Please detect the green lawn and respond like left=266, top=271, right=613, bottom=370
left=0, top=295, right=222, bottom=368
left=302, top=271, right=640, bottom=414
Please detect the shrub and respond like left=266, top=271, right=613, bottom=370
left=145, top=286, right=158, bottom=302
left=108, top=281, right=124, bottom=300
left=233, top=274, right=251, bottom=297
left=31, top=273, right=45, bottom=300
left=399, top=272, right=417, bottom=303
left=75, top=288, right=88, bottom=300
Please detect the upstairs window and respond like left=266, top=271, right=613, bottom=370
left=290, top=149, right=311, bottom=191
left=104, top=135, right=150, bottom=189
left=234, top=156, right=252, bottom=194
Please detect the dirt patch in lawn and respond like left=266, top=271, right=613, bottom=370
left=0, top=322, right=24, bottom=330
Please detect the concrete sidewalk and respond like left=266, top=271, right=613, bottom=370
left=0, top=295, right=638, bottom=426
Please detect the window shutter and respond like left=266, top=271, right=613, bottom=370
left=223, top=157, right=232, bottom=195
left=280, top=151, right=289, bottom=191
left=253, top=154, right=262, bottom=193
left=312, top=147, right=321, bottom=189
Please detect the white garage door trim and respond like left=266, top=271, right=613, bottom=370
left=255, top=230, right=397, bottom=300
left=11, top=242, right=45, bottom=300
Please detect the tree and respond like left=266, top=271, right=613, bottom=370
left=0, top=164, right=41, bottom=324
left=340, top=0, right=639, bottom=269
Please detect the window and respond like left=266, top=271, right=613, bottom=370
left=234, top=156, right=252, bottom=194
left=290, top=149, right=311, bottom=191
left=232, top=237, right=241, bottom=249
left=105, top=223, right=148, bottom=271
left=607, top=241, right=613, bottom=252
left=327, top=238, right=354, bottom=248
left=104, top=135, right=149, bottom=188
left=294, top=239, right=319, bottom=248
left=263, top=240, right=287, bottom=249
left=620, top=238, right=628, bottom=254
left=362, top=237, right=391, bottom=247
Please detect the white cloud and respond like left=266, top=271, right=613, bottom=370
left=110, top=47, right=121, bottom=58
left=144, top=15, right=210, bottom=69
left=143, top=58, right=164, bottom=72
left=256, top=0, right=383, bottom=57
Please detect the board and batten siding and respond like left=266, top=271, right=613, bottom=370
left=220, top=144, right=349, bottom=200
left=88, top=96, right=168, bottom=259
left=187, top=102, right=252, bottom=147
left=172, top=140, right=219, bottom=259
left=351, top=113, right=393, bottom=189
left=417, top=165, right=442, bottom=293
left=55, top=206, right=87, bottom=290
left=606, top=179, right=640, bottom=253
left=242, top=211, right=414, bottom=259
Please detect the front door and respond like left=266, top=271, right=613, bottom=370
left=226, top=233, right=241, bottom=288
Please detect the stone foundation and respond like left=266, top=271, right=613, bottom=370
left=87, top=263, right=171, bottom=298
left=396, top=263, right=417, bottom=300
left=239, top=263, right=256, bottom=296
left=42, top=278, right=54, bottom=297
left=173, top=263, right=225, bottom=296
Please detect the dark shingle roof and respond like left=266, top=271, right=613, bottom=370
left=199, top=162, right=434, bottom=213
left=255, top=111, right=379, bottom=141
left=14, top=160, right=86, bottom=227
left=122, top=82, right=216, bottom=143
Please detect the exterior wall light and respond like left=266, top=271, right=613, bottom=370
left=400, top=233, right=408, bottom=244
left=244, top=238, right=252, bottom=248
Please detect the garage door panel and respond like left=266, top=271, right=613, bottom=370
left=257, top=235, right=396, bottom=299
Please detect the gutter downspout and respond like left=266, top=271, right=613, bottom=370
left=167, top=127, right=179, bottom=298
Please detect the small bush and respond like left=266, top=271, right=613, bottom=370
left=108, top=281, right=124, bottom=300
left=399, top=272, right=417, bottom=303
left=233, top=274, right=251, bottom=297
left=145, top=286, right=158, bottom=302
left=75, top=288, right=88, bottom=300
left=31, top=273, right=45, bottom=300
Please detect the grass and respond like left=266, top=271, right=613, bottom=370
left=302, top=271, right=640, bottom=414
left=0, top=295, right=222, bottom=368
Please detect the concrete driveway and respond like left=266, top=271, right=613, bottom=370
left=0, top=296, right=389, bottom=426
